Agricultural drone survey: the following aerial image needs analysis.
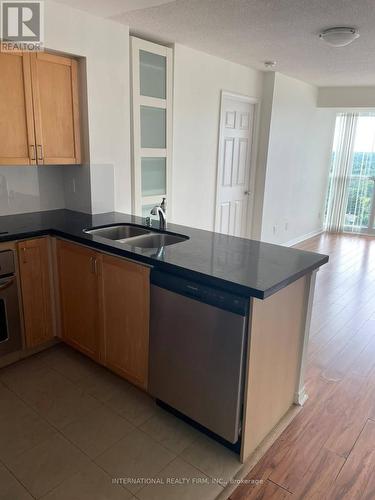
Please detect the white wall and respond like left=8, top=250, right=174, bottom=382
left=171, top=44, right=263, bottom=231
left=45, top=0, right=131, bottom=214
left=251, top=72, right=275, bottom=239
left=0, top=167, right=65, bottom=216
left=259, top=73, right=336, bottom=245
left=318, top=87, right=375, bottom=108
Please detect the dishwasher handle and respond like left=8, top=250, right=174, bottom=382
left=151, top=270, right=249, bottom=316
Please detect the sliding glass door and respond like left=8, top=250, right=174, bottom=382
left=326, top=113, right=375, bottom=234
left=345, top=115, right=375, bottom=233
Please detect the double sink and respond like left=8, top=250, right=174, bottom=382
left=84, top=223, right=188, bottom=249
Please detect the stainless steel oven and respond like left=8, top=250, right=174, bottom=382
left=0, top=250, right=22, bottom=356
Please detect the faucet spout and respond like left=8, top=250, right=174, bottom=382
left=150, top=198, right=167, bottom=230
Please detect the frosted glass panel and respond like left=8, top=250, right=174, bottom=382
left=141, top=157, right=166, bottom=196
left=140, top=50, right=166, bottom=99
left=140, top=106, right=166, bottom=148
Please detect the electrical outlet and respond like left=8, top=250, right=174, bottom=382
left=72, top=178, right=76, bottom=193
left=273, top=225, right=277, bottom=235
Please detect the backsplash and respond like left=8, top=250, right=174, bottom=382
left=0, top=167, right=65, bottom=216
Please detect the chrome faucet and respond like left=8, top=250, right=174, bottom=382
left=151, top=197, right=166, bottom=230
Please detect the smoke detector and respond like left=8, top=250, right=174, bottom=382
left=319, top=27, right=359, bottom=47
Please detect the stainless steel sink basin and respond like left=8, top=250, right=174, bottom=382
left=84, top=223, right=188, bottom=249
left=128, top=233, right=188, bottom=249
left=84, top=224, right=150, bottom=240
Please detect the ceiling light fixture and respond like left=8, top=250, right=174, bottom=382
left=319, top=27, right=359, bottom=47
left=264, top=61, right=276, bottom=69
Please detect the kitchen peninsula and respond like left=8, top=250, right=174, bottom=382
left=0, top=209, right=327, bottom=464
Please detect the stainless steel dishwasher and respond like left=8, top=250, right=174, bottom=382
left=149, top=270, right=249, bottom=444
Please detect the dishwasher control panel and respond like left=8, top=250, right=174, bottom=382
left=151, top=270, right=249, bottom=316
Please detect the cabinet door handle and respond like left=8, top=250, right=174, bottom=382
left=37, top=145, right=43, bottom=161
left=21, top=246, right=27, bottom=264
left=29, top=145, right=36, bottom=161
left=90, top=257, right=97, bottom=274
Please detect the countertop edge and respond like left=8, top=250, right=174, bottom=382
left=0, top=225, right=328, bottom=300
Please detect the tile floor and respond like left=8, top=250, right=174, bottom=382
left=0, top=343, right=242, bottom=499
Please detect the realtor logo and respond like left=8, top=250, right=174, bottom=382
left=1, top=1, right=44, bottom=51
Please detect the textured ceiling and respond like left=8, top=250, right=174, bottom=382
left=52, top=0, right=375, bottom=86
left=47, top=0, right=177, bottom=18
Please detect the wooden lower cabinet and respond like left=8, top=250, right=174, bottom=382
left=99, top=254, right=150, bottom=390
left=56, top=239, right=150, bottom=389
left=18, top=238, right=54, bottom=348
left=56, top=240, right=100, bottom=360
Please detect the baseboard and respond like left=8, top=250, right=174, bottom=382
left=294, top=386, right=308, bottom=406
left=284, top=229, right=324, bottom=248
left=217, top=404, right=302, bottom=499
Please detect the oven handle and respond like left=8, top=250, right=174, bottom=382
left=0, top=277, right=16, bottom=291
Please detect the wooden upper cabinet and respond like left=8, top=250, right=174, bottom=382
left=56, top=240, right=99, bottom=360
left=0, top=51, right=81, bottom=166
left=0, top=52, right=36, bottom=165
left=100, top=254, right=150, bottom=390
left=18, top=238, right=54, bottom=348
left=30, top=52, right=81, bottom=165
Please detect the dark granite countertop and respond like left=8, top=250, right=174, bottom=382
left=0, top=209, right=328, bottom=299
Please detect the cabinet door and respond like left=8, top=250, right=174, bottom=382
left=0, top=52, right=36, bottom=165
left=57, top=240, right=99, bottom=360
left=30, top=52, right=81, bottom=165
left=18, top=238, right=54, bottom=348
left=100, top=254, right=150, bottom=389
left=131, top=36, right=173, bottom=217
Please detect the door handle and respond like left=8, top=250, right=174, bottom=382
left=29, top=145, right=36, bottom=161
left=244, top=191, right=251, bottom=195
left=37, top=145, right=43, bottom=162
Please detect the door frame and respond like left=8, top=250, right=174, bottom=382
left=342, top=175, right=375, bottom=235
left=368, top=177, right=375, bottom=234
left=214, top=90, right=259, bottom=239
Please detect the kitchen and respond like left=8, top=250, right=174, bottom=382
left=0, top=1, right=361, bottom=499
left=0, top=203, right=327, bottom=499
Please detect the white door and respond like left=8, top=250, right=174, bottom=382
left=215, top=95, right=255, bottom=237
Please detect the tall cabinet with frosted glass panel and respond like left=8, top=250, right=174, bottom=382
left=131, top=37, right=173, bottom=218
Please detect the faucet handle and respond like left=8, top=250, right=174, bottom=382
left=160, top=197, right=167, bottom=212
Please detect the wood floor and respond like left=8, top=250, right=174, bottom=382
left=230, top=232, right=375, bottom=500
